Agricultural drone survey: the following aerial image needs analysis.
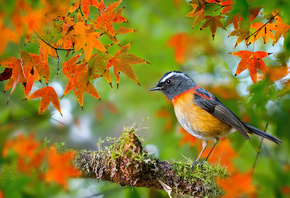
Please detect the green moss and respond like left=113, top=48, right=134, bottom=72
left=171, top=160, right=228, bottom=197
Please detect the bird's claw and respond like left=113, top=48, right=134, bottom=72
left=191, top=160, right=206, bottom=168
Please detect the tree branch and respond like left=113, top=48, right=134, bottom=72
left=74, top=126, right=228, bottom=197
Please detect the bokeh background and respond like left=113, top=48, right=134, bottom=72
left=1, top=0, right=290, bottom=197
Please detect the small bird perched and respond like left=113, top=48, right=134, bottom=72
left=150, top=71, right=282, bottom=165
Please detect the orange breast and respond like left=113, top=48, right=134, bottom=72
left=172, top=92, right=232, bottom=140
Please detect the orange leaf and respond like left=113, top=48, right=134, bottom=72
left=74, top=26, right=106, bottom=62
left=95, top=0, right=127, bottom=35
left=62, top=55, right=81, bottom=78
left=31, top=49, right=50, bottom=83
left=200, top=15, right=225, bottom=40
left=1, top=57, right=26, bottom=102
left=217, top=171, right=256, bottom=198
left=272, top=15, right=290, bottom=45
left=250, top=22, right=276, bottom=44
left=81, top=0, right=100, bottom=20
left=231, top=50, right=270, bottom=84
left=219, top=0, right=233, bottom=14
left=106, top=42, right=149, bottom=87
left=166, top=33, right=197, bottom=64
left=45, top=146, right=80, bottom=189
left=62, top=59, right=100, bottom=108
left=39, top=40, right=58, bottom=61
left=27, top=86, right=62, bottom=115
left=3, top=133, right=40, bottom=159
left=259, top=65, right=290, bottom=82
left=186, top=7, right=205, bottom=28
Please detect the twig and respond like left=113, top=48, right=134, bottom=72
left=33, top=30, right=74, bottom=51
left=251, top=123, right=268, bottom=176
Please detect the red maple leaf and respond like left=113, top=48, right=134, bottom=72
left=230, top=50, right=271, bottom=84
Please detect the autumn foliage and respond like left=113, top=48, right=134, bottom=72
left=0, top=0, right=148, bottom=115
left=2, top=134, right=80, bottom=190
left=0, top=0, right=289, bottom=197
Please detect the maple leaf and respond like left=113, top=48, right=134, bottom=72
left=217, top=171, right=256, bottom=198
left=200, top=15, right=225, bottom=40
left=3, top=133, right=40, bottom=159
left=106, top=42, right=149, bottom=87
left=230, top=50, right=271, bottom=84
left=186, top=5, right=205, bottom=28
left=20, top=51, right=37, bottom=98
left=31, top=49, right=50, bottom=84
left=62, top=56, right=101, bottom=109
left=74, top=18, right=107, bottom=62
left=62, top=54, right=82, bottom=77
left=39, top=39, right=58, bottom=62
left=103, top=26, right=137, bottom=45
left=225, top=14, right=243, bottom=29
left=45, top=146, right=80, bottom=189
left=272, top=15, right=290, bottom=45
left=259, top=65, right=290, bottom=82
left=88, top=51, right=112, bottom=85
left=166, top=33, right=198, bottom=64
left=250, top=22, right=276, bottom=44
left=95, top=0, right=127, bottom=36
left=228, top=28, right=250, bottom=48
left=27, top=86, right=62, bottom=115
left=70, top=0, right=100, bottom=20
left=1, top=57, right=26, bottom=103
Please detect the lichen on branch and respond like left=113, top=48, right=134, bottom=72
left=74, top=126, right=228, bottom=197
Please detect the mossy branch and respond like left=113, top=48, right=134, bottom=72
left=73, top=126, right=228, bottom=197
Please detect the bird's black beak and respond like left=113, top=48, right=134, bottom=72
left=149, top=86, right=163, bottom=91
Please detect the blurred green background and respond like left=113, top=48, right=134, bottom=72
left=0, top=0, right=290, bottom=197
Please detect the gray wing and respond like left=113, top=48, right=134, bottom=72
left=193, top=94, right=250, bottom=140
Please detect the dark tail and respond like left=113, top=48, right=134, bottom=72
left=243, top=123, right=282, bottom=144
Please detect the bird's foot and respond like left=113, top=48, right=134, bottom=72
left=191, top=160, right=206, bottom=168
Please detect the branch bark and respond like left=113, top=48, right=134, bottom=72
left=74, top=126, right=227, bottom=197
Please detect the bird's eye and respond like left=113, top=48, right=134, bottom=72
left=166, top=79, right=171, bottom=85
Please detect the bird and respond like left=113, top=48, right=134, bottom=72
left=149, top=71, right=282, bottom=166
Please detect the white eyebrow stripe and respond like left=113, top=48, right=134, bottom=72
left=160, top=72, right=188, bottom=82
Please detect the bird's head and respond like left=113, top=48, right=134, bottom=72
left=149, top=71, right=196, bottom=100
